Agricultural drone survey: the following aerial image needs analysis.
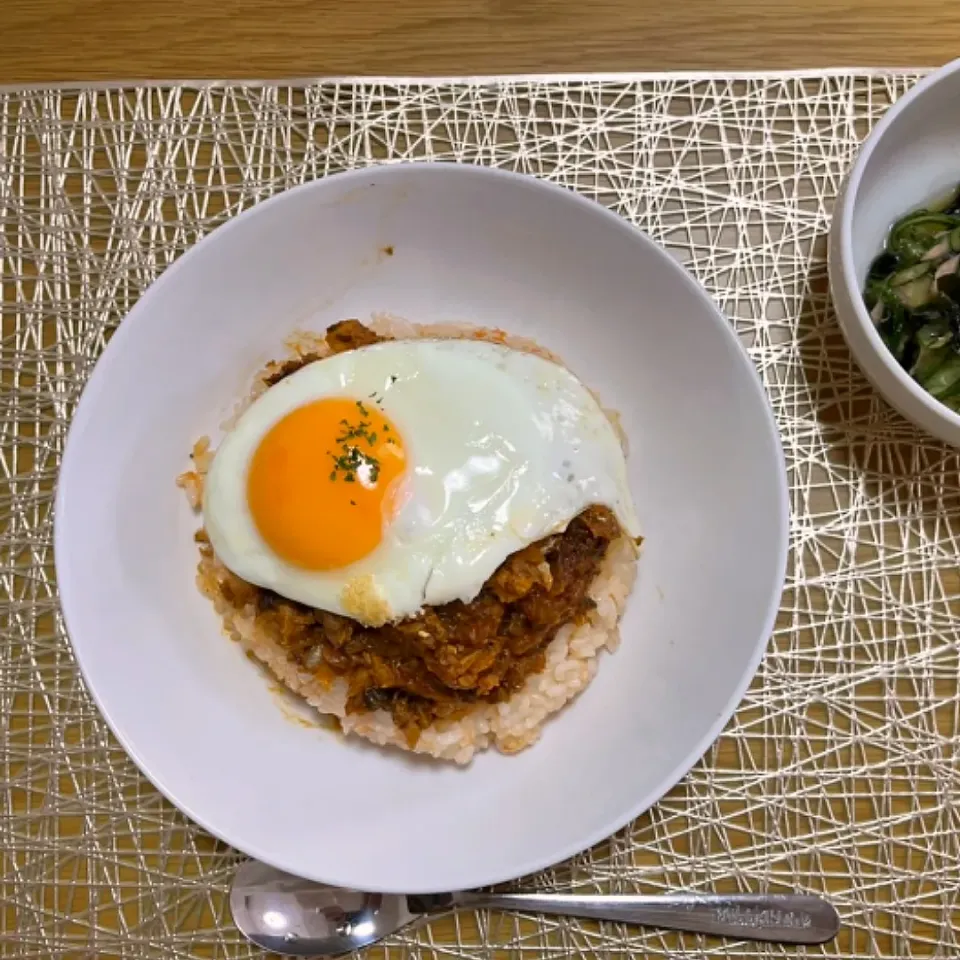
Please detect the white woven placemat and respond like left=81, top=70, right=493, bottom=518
left=4, top=72, right=955, bottom=959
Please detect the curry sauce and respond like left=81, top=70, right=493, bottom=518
left=207, top=504, right=619, bottom=745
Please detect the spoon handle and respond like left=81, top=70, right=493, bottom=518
left=456, top=892, right=839, bottom=945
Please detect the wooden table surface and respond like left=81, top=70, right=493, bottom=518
left=1, top=0, right=959, bottom=84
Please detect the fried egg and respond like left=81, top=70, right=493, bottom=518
left=203, top=338, right=639, bottom=625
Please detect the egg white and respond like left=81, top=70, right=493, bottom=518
left=203, top=338, right=639, bottom=624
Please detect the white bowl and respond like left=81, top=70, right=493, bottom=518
left=55, top=163, right=787, bottom=893
left=830, top=59, right=960, bottom=446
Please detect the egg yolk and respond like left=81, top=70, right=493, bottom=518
left=247, top=397, right=406, bottom=570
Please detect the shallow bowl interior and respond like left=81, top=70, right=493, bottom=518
left=55, top=163, right=787, bottom=893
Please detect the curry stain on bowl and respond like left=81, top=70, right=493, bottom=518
left=244, top=649, right=334, bottom=732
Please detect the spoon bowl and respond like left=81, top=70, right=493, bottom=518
left=230, top=859, right=426, bottom=955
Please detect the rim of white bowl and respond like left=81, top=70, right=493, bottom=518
left=836, top=58, right=960, bottom=434
left=55, top=162, right=789, bottom=889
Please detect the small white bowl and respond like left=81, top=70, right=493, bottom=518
left=55, top=163, right=787, bottom=893
left=830, top=59, right=960, bottom=446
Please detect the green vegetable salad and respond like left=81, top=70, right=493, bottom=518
left=863, top=187, right=960, bottom=411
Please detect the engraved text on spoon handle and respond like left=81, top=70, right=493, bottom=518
left=457, top=893, right=839, bottom=945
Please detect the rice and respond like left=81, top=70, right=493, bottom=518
left=178, top=317, right=640, bottom=764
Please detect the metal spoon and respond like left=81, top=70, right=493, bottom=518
left=230, top=860, right=840, bottom=957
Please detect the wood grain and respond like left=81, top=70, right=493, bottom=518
left=1, top=0, right=959, bottom=84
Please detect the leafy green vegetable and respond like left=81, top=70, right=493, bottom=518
left=862, top=186, right=960, bottom=405
left=927, top=354, right=960, bottom=398
left=888, top=213, right=956, bottom=260
left=910, top=324, right=952, bottom=383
